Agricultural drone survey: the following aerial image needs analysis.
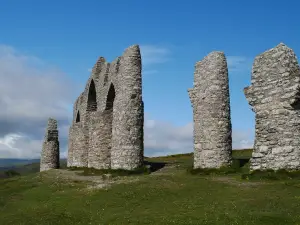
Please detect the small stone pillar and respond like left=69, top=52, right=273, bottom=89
left=40, top=118, right=60, bottom=172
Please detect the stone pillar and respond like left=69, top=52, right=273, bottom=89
left=188, top=51, right=232, bottom=169
left=244, top=43, right=300, bottom=171
left=40, top=118, right=60, bottom=172
left=111, top=45, right=144, bottom=170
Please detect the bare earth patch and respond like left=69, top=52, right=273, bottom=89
left=39, top=169, right=142, bottom=191
left=150, top=164, right=181, bottom=175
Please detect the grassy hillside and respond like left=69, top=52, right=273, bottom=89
left=1, top=150, right=300, bottom=224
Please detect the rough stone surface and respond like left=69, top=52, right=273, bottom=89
left=188, top=52, right=232, bottom=169
left=244, top=43, right=300, bottom=171
left=68, top=45, right=144, bottom=170
left=40, top=118, right=60, bottom=172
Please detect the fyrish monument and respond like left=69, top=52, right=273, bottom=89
left=67, top=45, right=144, bottom=170
left=188, top=52, right=232, bottom=169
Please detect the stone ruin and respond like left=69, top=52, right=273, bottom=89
left=188, top=43, right=300, bottom=171
left=188, top=51, right=232, bottom=169
left=40, top=118, right=60, bottom=172
left=38, top=43, right=299, bottom=173
left=67, top=45, right=144, bottom=170
left=244, top=43, right=300, bottom=171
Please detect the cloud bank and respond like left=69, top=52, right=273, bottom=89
left=144, top=115, right=254, bottom=157
left=0, top=45, right=75, bottom=158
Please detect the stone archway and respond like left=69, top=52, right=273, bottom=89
left=87, top=79, right=97, bottom=112
left=105, top=83, right=115, bottom=110
left=88, top=83, right=115, bottom=169
left=75, top=111, right=80, bottom=123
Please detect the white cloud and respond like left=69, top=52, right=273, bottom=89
left=0, top=44, right=76, bottom=159
left=232, top=129, right=254, bottom=149
left=144, top=118, right=193, bottom=157
left=227, top=56, right=252, bottom=72
left=0, top=133, right=42, bottom=158
left=140, top=45, right=170, bottom=67
left=144, top=116, right=254, bottom=157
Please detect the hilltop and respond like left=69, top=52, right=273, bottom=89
left=1, top=150, right=300, bottom=225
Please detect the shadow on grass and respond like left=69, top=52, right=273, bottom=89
left=144, top=161, right=167, bottom=172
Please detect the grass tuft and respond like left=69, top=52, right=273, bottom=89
left=187, top=166, right=237, bottom=175
left=242, top=169, right=300, bottom=180
left=187, top=159, right=250, bottom=175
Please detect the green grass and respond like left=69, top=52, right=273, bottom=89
left=232, top=149, right=253, bottom=159
left=242, top=169, right=300, bottom=181
left=73, top=166, right=151, bottom=177
left=1, top=150, right=300, bottom=224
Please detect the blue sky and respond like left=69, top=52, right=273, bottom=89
left=0, top=0, right=300, bottom=158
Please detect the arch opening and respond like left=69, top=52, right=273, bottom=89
left=105, top=83, right=115, bottom=110
left=87, top=79, right=97, bottom=112
left=103, top=74, right=108, bottom=86
left=76, top=111, right=80, bottom=123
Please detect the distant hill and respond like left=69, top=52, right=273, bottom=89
left=0, top=159, right=67, bottom=179
left=0, top=158, right=40, bottom=168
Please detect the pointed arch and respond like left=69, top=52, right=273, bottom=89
left=87, top=79, right=97, bottom=112
left=75, top=111, right=80, bottom=123
left=103, top=74, right=108, bottom=86
left=103, top=64, right=110, bottom=86
left=105, top=83, right=115, bottom=110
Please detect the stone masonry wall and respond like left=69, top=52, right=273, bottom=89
left=68, top=45, right=144, bottom=170
left=68, top=123, right=88, bottom=167
left=244, top=43, right=300, bottom=171
left=40, top=118, right=60, bottom=172
left=88, top=110, right=112, bottom=169
left=188, top=52, right=232, bottom=169
left=111, top=45, right=144, bottom=170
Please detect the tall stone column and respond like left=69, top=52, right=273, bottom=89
left=188, top=51, right=232, bottom=169
left=40, top=118, right=60, bottom=172
left=111, top=45, right=144, bottom=170
left=244, top=43, right=300, bottom=171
